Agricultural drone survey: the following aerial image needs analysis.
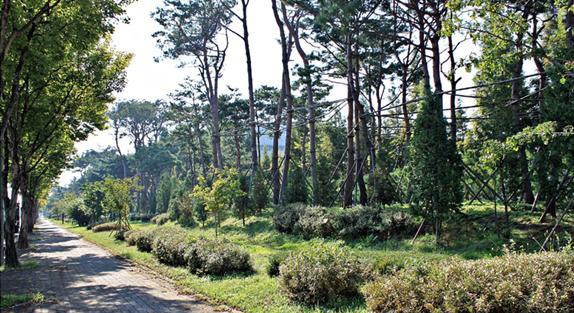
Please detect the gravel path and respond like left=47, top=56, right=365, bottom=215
left=1, top=220, right=221, bottom=313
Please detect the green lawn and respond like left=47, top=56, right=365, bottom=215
left=54, top=202, right=573, bottom=313
left=0, top=292, right=44, bottom=309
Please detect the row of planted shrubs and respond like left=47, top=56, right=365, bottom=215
left=363, top=251, right=574, bottom=312
left=271, top=243, right=574, bottom=311
left=273, top=203, right=418, bottom=240
left=124, top=225, right=252, bottom=276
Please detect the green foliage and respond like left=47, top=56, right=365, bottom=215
left=332, top=206, right=416, bottom=240
left=151, top=213, right=170, bottom=225
left=285, top=164, right=308, bottom=204
left=174, top=192, right=197, bottom=227
left=55, top=193, right=90, bottom=226
left=234, top=174, right=251, bottom=225
left=316, top=129, right=341, bottom=206
left=81, top=181, right=106, bottom=225
left=362, top=251, right=574, bottom=313
left=101, top=177, right=140, bottom=232
left=124, top=230, right=137, bottom=245
left=91, top=222, right=120, bottom=233
left=135, top=228, right=159, bottom=253
left=152, top=225, right=190, bottom=266
left=186, top=238, right=252, bottom=276
left=273, top=204, right=416, bottom=240
left=193, top=167, right=245, bottom=236
left=156, top=173, right=178, bottom=214
left=279, top=241, right=372, bottom=305
left=251, top=169, right=269, bottom=213
left=408, top=93, right=463, bottom=239
left=0, top=292, right=44, bottom=309
left=296, top=206, right=337, bottom=239
left=114, top=229, right=127, bottom=241
left=266, top=252, right=289, bottom=277
left=273, top=203, right=306, bottom=234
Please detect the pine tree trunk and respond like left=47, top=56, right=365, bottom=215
left=448, top=35, right=457, bottom=143
left=281, top=5, right=318, bottom=204
left=240, top=0, right=258, bottom=175
left=271, top=82, right=284, bottom=205
left=510, top=8, right=534, bottom=203
left=343, top=36, right=355, bottom=207
left=272, top=0, right=293, bottom=205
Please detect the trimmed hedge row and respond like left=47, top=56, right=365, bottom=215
left=273, top=204, right=417, bottom=240
left=278, top=242, right=372, bottom=305
left=187, top=238, right=252, bottom=276
left=151, top=213, right=170, bottom=225
left=152, top=226, right=190, bottom=266
left=362, top=252, right=574, bottom=313
left=125, top=225, right=252, bottom=276
left=91, top=222, right=119, bottom=232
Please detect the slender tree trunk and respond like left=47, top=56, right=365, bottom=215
left=114, top=125, right=127, bottom=178
left=279, top=53, right=294, bottom=206
left=343, top=35, right=355, bottom=207
left=18, top=179, right=30, bottom=249
left=401, top=66, right=411, bottom=141
left=239, top=0, right=258, bottom=175
left=234, top=126, right=241, bottom=168
left=194, top=122, right=208, bottom=177
left=209, top=95, right=224, bottom=169
left=430, top=33, right=443, bottom=107
left=282, top=6, right=318, bottom=204
left=352, top=46, right=368, bottom=205
left=272, top=0, right=293, bottom=205
left=0, top=143, right=4, bottom=265
left=417, top=10, right=431, bottom=92
left=271, top=81, right=284, bottom=205
left=448, top=34, right=458, bottom=143
left=510, top=9, right=534, bottom=203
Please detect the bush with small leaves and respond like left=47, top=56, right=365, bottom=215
left=114, top=229, right=127, bottom=241
left=151, top=213, right=170, bottom=225
left=279, top=241, right=372, bottom=305
left=266, top=252, right=288, bottom=277
left=362, top=251, right=574, bottom=313
left=295, top=206, right=336, bottom=239
left=273, top=203, right=305, bottom=233
left=332, top=206, right=417, bottom=240
left=186, top=238, right=252, bottom=276
left=135, top=228, right=159, bottom=252
left=151, top=225, right=190, bottom=266
left=91, top=222, right=120, bottom=232
left=124, top=230, right=139, bottom=246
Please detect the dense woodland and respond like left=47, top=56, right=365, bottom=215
left=1, top=0, right=574, bottom=311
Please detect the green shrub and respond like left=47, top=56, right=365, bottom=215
left=251, top=168, right=269, bottom=213
left=363, top=251, right=574, bottom=313
left=177, top=207, right=196, bottom=227
left=124, top=230, right=139, bottom=246
left=279, top=241, right=372, bottom=305
left=68, top=204, right=91, bottom=227
left=135, top=228, right=158, bottom=252
left=273, top=203, right=305, bottom=233
left=151, top=213, right=170, bottom=225
left=274, top=204, right=416, bottom=240
left=295, top=206, right=335, bottom=239
left=332, top=206, right=416, bottom=240
left=151, top=225, right=189, bottom=266
left=266, top=252, right=288, bottom=277
left=92, top=222, right=119, bottom=232
left=186, top=238, right=252, bottom=276
left=114, top=229, right=127, bottom=241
